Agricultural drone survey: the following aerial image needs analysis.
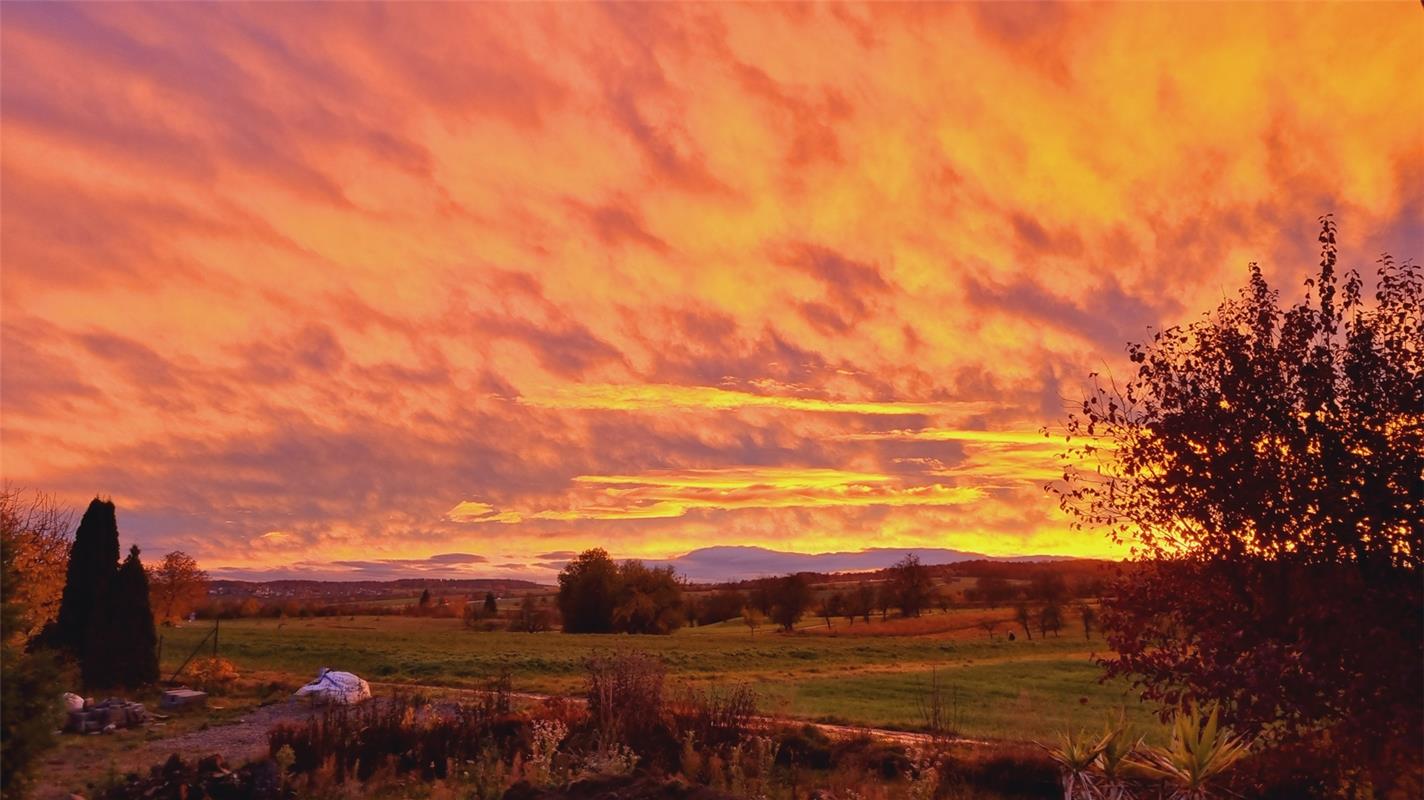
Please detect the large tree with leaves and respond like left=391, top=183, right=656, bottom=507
left=1052, top=218, right=1422, bottom=785
left=1, top=494, right=62, bottom=797
left=147, top=550, right=209, bottom=624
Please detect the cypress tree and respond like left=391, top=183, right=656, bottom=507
left=43, top=498, right=119, bottom=658
left=85, top=545, right=158, bottom=688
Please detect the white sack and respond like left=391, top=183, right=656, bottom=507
left=293, top=667, right=371, bottom=705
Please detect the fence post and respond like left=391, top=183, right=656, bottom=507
left=213, top=617, right=220, bottom=659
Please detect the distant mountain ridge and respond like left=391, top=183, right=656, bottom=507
left=647, top=545, right=1077, bottom=583
left=208, top=577, right=545, bottom=600
left=207, top=547, right=1083, bottom=591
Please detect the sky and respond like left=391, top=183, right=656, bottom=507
left=2, top=3, right=1420, bottom=582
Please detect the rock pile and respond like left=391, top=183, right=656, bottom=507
left=66, top=697, right=148, bottom=733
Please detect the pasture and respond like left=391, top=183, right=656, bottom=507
left=158, top=606, right=1161, bottom=743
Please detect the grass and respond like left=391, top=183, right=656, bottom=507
left=158, top=608, right=1161, bottom=743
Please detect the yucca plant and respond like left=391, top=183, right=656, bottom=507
left=1047, top=726, right=1110, bottom=800
left=1133, top=702, right=1251, bottom=799
left=1095, top=713, right=1144, bottom=800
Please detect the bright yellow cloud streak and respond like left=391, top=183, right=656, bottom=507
left=836, top=428, right=1054, bottom=445
left=572, top=467, right=892, bottom=490
left=518, top=384, right=993, bottom=416
left=453, top=467, right=984, bottom=523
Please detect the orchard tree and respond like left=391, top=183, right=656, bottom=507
left=768, top=573, right=812, bottom=632
left=148, top=550, right=209, bottom=624
left=1013, top=603, right=1033, bottom=640
left=887, top=554, right=933, bottom=617
left=1052, top=218, right=1422, bottom=783
left=741, top=606, right=762, bottom=637
left=1077, top=603, right=1097, bottom=641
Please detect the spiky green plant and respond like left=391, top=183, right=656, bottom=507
left=1134, top=702, right=1251, bottom=799
left=1047, top=726, right=1109, bottom=800
left=1095, top=712, right=1144, bottom=800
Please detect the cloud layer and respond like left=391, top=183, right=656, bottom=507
left=2, top=3, right=1419, bottom=579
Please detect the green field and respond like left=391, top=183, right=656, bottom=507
left=159, top=609, right=1162, bottom=743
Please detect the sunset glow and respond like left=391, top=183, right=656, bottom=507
left=2, top=3, right=1419, bottom=580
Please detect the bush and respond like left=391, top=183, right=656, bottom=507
left=584, top=652, right=672, bottom=761
left=670, top=685, right=758, bottom=750
left=188, top=657, right=239, bottom=694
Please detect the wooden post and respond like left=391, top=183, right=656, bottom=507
left=212, top=618, right=219, bottom=659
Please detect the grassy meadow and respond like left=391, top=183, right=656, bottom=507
left=158, top=604, right=1162, bottom=743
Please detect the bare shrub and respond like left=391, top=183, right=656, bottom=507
left=671, top=684, right=758, bottom=750
left=585, top=651, right=667, bottom=755
left=917, top=668, right=961, bottom=741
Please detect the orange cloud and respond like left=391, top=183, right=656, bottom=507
left=1, top=2, right=1417, bottom=577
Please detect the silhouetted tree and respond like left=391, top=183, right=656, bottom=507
left=887, top=554, right=934, bottom=617
left=852, top=582, right=875, bottom=623
left=482, top=591, right=498, bottom=617
left=1013, top=603, right=1033, bottom=640
left=875, top=583, right=892, bottom=621
left=85, top=545, right=158, bottom=688
left=1053, top=219, right=1423, bottom=785
left=557, top=549, right=620, bottom=633
left=768, top=573, right=812, bottom=632
left=816, top=592, right=841, bottom=629
left=1038, top=603, right=1063, bottom=638
left=42, top=498, right=119, bottom=659
left=1077, top=603, right=1096, bottom=640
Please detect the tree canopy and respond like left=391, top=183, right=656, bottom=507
left=147, top=550, right=209, bottom=624
left=556, top=549, right=685, bottom=634
left=886, top=553, right=933, bottom=617
left=1052, top=218, right=1422, bottom=783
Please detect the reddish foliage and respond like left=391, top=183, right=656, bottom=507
left=1052, top=218, right=1423, bottom=787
